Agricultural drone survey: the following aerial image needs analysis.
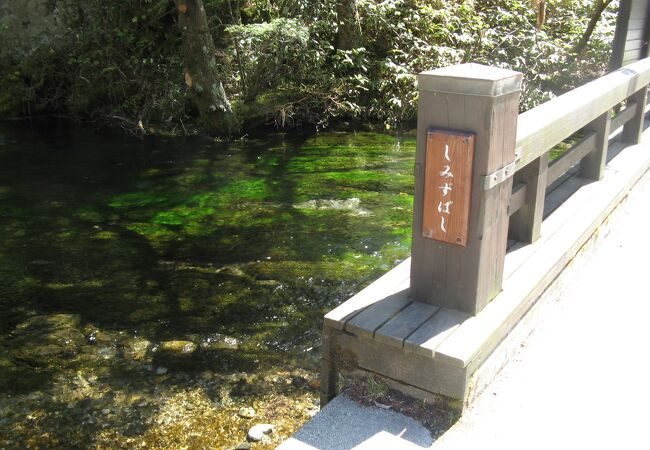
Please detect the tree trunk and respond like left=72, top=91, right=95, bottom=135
left=570, top=0, right=614, bottom=59
left=335, top=0, right=362, bottom=50
left=535, top=0, right=546, bottom=30
left=174, top=0, right=237, bottom=134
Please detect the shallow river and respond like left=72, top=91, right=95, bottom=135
left=0, top=121, right=415, bottom=448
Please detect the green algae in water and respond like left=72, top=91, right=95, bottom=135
left=0, top=122, right=416, bottom=447
left=0, top=124, right=415, bottom=370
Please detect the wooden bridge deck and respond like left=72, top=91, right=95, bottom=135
left=322, top=120, right=650, bottom=409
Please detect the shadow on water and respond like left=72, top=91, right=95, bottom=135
left=0, top=120, right=418, bottom=447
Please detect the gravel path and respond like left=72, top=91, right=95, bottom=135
left=277, top=394, right=433, bottom=449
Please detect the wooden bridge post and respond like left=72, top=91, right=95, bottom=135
left=509, top=153, right=548, bottom=243
left=580, top=110, right=612, bottom=181
left=411, top=64, right=522, bottom=315
left=622, top=86, right=648, bottom=145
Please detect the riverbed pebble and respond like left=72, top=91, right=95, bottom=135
left=122, top=337, right=151, bottom=361
left=238, top=406, right=255, bottom=419
left=247, top=423, right=274, bottom=441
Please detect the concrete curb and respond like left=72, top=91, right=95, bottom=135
left=276, top=395, right=433, bottom=450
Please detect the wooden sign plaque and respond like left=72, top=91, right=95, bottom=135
left=422, top=129, right=475, bottom=246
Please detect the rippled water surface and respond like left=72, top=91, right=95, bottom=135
left=0, top=121, right=415, bottom=447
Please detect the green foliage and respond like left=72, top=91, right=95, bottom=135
left=0, top=0, right=619, bottom=132
left=226, top=18, right=310, bottom=101
left=222, top=0, right=618, bottom=128
left=0, top=0, right=186, bottom=130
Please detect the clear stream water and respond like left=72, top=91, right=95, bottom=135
left=0, top=121, right=416, bottom=447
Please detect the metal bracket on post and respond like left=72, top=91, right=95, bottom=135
left=479, top=147, right=522, bottom=190
left=480, top=160, right=515, bottom=190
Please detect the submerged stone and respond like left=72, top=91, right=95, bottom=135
left=10, top=314, right=85, bottom=366
left=14, top=313, right=81, bottom=332
left=200, top=333, right=240, bottom=351
left=238, top=406, right=255, bottom=419
left=95, top=345, right=117, bottom=360
left=82, top=324, right=116, bottom=346
left=122, top=337, right=152, bottom=362
left=293, top=197, right=370, bottom=216
left=159, top=340, right=197, bottom=354
left=154, top=340, right=198, bottom=368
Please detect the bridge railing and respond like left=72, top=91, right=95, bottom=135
left=410, top=57, right=650, bottom=316
left=319, top=57, right=650, bottom=409
left=509, top=58, right=650, bottom=243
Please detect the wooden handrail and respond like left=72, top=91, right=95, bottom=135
left=508, top=56, right=649, bottom=250
left=515, top=57, right=650, bottom=171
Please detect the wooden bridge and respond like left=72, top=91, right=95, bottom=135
left=320, top=0, right=650, bottom=413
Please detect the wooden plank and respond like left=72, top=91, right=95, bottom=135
left=515, top=57, right=650, bottom=171
left=374, top=302, right=440, bottom=348
left=623, top=48, right=644, bottom=64
left=341, top=367, right=458, bottom=411
left=581, top=110, right=612, bottom=180
left=641, top=0, right=650, bottom=58
left=422, top=130, right=475, bottom=246
left=625, top=38, right=645, bottom=51
left=508, top=153, right=549, bottom=243
left=625, top=28, right=645, bottom=41
left=546, top=131, right=597, bottom=186
left=508, top=183, right=527, bottom=217
left=611, top=101, right=638, bottom=130
left=629, top=0, right=649, bottom=14
left=629, top=18, right=646, bottom=29
left=335, top=331, right=467, bottom=399
left=404, top=308, right=470, bottom=358
left=344, top=285, right=411, bottom=339
left=324, top=258, right=411, bottom=330
left=628, top=23, right=645, bottom=32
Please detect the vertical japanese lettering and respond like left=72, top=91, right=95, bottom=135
left=422, top=130, right=474, bottom=246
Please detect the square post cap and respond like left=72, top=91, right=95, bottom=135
left=419, top=63, right=523, bottom=97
